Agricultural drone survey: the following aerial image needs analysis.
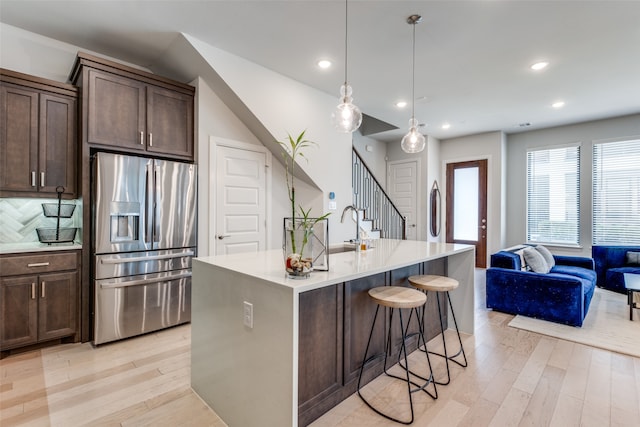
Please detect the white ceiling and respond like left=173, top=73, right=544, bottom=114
left=2, top=0, right=639, bottom=141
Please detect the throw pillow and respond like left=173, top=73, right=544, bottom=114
left=512, top=248, right=530, bottom=271
left=535, top=245, right=556, bottom=269
left=626, top=251, right=640, bottom=265
left=523, top=247, right=550, bottom=273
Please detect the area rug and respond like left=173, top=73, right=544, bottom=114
left=508, top=288, right=640, bottom=358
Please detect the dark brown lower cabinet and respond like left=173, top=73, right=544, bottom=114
left=298, top=284, right=343, bottom=417
left=0, top=250, right=79, bottom=353
left=0, top=275, right=38, bottom=349
left=298, top=261, right=449, bottom=426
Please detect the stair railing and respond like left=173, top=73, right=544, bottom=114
left=352, top=148, right=406, bottom=240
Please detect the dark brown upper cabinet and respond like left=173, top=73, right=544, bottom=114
left=0, top=69, right=78, bottom=198
left=70, top=52, right=194, bottom=161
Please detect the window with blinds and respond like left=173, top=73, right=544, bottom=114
left=593, top=138, right=640, bottom=244
left=526, top=144, right=580, bottom=245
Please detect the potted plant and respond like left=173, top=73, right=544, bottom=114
left=278, top=130, right=330, bottom=278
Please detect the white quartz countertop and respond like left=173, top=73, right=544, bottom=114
left=0, top=241, right=82, bottom=254
left=195, top=239, right=474, bottom=293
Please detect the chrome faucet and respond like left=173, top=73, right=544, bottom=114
left=341, top=205, right=361, bottom=247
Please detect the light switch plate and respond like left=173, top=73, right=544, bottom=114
left=243, top=301, right=253, bottom=328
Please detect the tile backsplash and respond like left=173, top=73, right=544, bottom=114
left=0, top=198, right=82, bottom=244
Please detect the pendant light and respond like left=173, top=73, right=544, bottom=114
left=401, top=14, right=426, bottom=153
left=331, top=0, right=362, bottom=133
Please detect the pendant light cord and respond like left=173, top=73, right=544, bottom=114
left=411, top=18, right=416, bottom=122
left=344, top=0, right=348, bottom=86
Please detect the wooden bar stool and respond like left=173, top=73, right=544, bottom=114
left=356, top=286, right=437, bottom=425
left=408, top=275, right=468, bottom=386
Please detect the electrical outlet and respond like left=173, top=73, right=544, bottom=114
left=243, top=301, right=253, bottom=328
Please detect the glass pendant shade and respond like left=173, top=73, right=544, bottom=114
left=331, top=84, right=363, bottom=133
left=401, top=118, right=426, bottom=153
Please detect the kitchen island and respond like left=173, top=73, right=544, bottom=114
left=191, top=239, right=474, bottom=427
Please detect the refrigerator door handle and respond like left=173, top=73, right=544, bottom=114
left=144, top=163, right=153, bottom=245
left=154, top=166, right=160, bottom=244
left=99, top=272, right=192, bottom=289
left=100, top=251, right=195, bottom=264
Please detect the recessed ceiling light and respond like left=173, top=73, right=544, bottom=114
left=441, top=123, right=451, bottom=130
left=552, top=101, right=565, bottom=108
left=531, top=61, right=549, bottom=71
left=395, top=101, right=408, bottom=108
left=317, top=60, right=331, bottom=69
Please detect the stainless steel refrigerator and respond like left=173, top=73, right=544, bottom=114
left=92, top=152, right=196, bottom=345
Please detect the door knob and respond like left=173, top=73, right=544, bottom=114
left=217, top=234, right=231, bottom=240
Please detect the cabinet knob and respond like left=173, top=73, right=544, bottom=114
left=31, top=171, right=36, bottom=187
left=31, top=283, right=36, bottom=299
left=41, top=281, right=46, bottom=298
left=140, top=131, right=144, bottom=145
left=40, top=172, right=45, bottom=188
left=149, top=133, right=153, bottom=147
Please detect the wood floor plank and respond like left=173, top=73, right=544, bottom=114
left=548, top=393, right=583, bottom=427
left=457, top=397, right=500, bottom=427
left=518, top=365, right=565, bottom=426
left=512, top=337, right=556, bottom=394
left=487, top=386, right=531, bottom=427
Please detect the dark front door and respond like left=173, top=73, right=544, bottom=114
left=446, top=159, right=488, bottom=268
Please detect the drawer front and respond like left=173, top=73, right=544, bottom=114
left=0, top=251, right=79, bottom=276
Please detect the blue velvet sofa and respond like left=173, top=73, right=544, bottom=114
left=592, top=245, right=640, bottom=294
left=486, top=247, right=597, bottom=326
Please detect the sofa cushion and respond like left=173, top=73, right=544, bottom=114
left=523, top=247, right=550, bottom=273
left=536, top=245, right=556, bottom=269
left=551, top=265, right=597, bottom=283
left=606, top=267, right=640, bottom=293
left=626, top=251, right=640, bottom=265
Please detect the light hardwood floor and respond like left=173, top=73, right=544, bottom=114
left=2, top=271, right=639, bottom=427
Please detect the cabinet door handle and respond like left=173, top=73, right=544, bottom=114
left=31, top=283, right=36, bottom=299
left=140, top=131, right=144, bottom=145
left=40, top=172, right=45, bottom=187
left=41, top=281, right=46, bottom=298
left=149, top=133, right=153, bottom=147
left=27, top=262, right=50, bottom=267
left=31, top=171, right=36, bottom=187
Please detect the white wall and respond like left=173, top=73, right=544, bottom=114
left=183, top=34, right=355, bottom=245
left=439, top=131, right=505, bottom=263
left=505, top=113, right=640, bottom=257
left=425, top=135, right=441, bottom=243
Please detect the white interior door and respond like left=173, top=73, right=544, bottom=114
left=214, top=145, right=268, bottom=255
left=388, top=160, right=419, bottom=240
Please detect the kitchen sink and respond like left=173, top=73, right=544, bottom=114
left=328, top=243, right=357, bottom=254
left=328, top=242, right=375, bottom=254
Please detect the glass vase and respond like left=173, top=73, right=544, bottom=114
left=283, top=218, right=313, bottom=279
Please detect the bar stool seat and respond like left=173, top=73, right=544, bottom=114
left=409, top=274, right=459, bottom=292
left=408, top=275, right=468, bottom=386
left=368, top=285, right=426, bottom=308
left=357, top=286, right=437, bottom=425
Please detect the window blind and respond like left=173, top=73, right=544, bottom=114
left=593, top=138, right=640, bottom=244
left=526, top=145, right=580, bottom=245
